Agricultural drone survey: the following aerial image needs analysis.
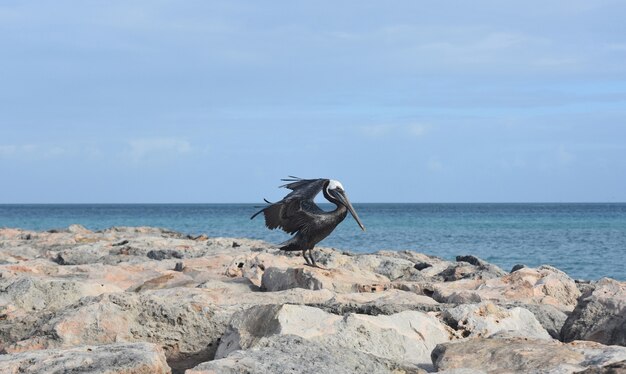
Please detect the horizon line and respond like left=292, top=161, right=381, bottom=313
left=1, top=202, right=625, bottom=205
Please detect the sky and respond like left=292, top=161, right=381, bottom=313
left=1, top=1, right=626, bottom=203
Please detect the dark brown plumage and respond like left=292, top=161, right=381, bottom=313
left=251, top=177, right=365, bottom=266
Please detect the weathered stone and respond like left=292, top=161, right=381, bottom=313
left=0, top=342, right=170, bottom=373
left=5, top=291, right=231, bottom=372
left=432, top=265, right=581, bottom=310
left=261, top=266, right=389, bottom=293
left=562, top=278, right=626, bottom=346
left=189, top=335, right=425, bottom=374
left=147, top=249, right=184, bottom=260
left=432, top=335, right=626, bottom=373
left=575, top=359, right=626, bottom=373
left=437, top=255, right=507, bottom=281
left=505, top=302, right=568, bottom=339
left=441, top=302, right=552, bottom=339
left=216, top=303, right=451, bottom=369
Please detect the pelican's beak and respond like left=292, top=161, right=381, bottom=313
left=333, top=190, right=366, bottom=231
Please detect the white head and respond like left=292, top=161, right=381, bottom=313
left=327, top=179, right=344, bottom=191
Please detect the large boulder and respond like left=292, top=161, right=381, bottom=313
left=188, top=334, right=424, bottom=374
left=437, top=255, right=507, bottom=282
left=215, top=303, right=451, bottom=369
left=562, top=278, right=626, bottom=346
left=0, top=342, right=170, bottom=374
left=261, top=265, right=389, bottom=293
left=431, top=334, right=626, bottom=373
left=504, top=302, right=568, bottom=339
left=4, top=292, right=231, bottom=371
left=432, top=265, right=581, bottom=310
left=441, top=302, right=552, bottom=339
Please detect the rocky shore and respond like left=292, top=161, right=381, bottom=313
left=1, top=225, right=624, bottom=374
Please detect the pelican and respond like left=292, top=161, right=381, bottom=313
left=251, top=176, right=366, bottom=267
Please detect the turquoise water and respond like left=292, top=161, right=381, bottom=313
left=1, top=203, right=624, bottom=280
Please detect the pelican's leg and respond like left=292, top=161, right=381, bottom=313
left=308, top=248, right=317, bottom=268
left=302, top=249, right=311, bottom=265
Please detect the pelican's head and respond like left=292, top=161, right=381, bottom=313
left=326, top=179, right=366, bottom=231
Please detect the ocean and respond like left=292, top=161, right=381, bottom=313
left=1, top=203, right=624, bottom=281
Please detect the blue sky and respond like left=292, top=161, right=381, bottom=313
left=1, top=1, right=625, bottom=203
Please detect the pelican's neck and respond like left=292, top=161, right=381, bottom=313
left=322, top=187, right=347, bottom=215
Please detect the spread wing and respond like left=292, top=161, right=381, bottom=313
left=251, top=177, right=328, bottom=235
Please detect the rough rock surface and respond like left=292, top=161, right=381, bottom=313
left=432, top=265, right=581, bottom=310
left=188, top=335, right=425, bottom=374
left=432, top=334, right=626, bottom=373
left=1, top=226, right=623, bottom=374
left=440, top=302, right=552, bottom=339
left=215, top=303, right=451, bottom=369
left=562, top=278, right=626, bottom=346
left=0, top=342, right=170, bottom=374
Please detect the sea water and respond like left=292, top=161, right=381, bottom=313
left=1, top=203, right=624, bottom=280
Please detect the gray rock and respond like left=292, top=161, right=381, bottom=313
left=441, top=302, right=552, bottom=340
left=432, top=335, right=626, bottom=373
left=215, top=303, right=451, bottom=369
left=575, top=359, right=626, bottom=373
left=562, top=278, right=626, bottom=346
left=188, top=335, right=425, bottom=374
left=438, top=255, right=507, bottom=281
left=504, top=302, right=568, bottom=339
left=510, top=264, right=526, bottom=272
left=6, top=292, right=231, bottom=372
left=0, top=342, right=170, bottom=373
left=147, top=249, right=184, bottom=260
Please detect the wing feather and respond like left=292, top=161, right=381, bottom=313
left=251, top=177, right=328, bottom=235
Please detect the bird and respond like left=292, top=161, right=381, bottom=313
left=251, top=176, right=365, bottom=267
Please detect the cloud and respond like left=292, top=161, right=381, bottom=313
left=407, top=124, right=429, bottom=137
left=0, top=144, right=38, bottom=158
left=127, top=137, right=193, bottom=162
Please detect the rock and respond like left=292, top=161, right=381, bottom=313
left=562, top=278, right=626, bottom=346
left=441, top=302, right=552, bottom=339
left=576, top=359, right=626, bottom=373
left=147, top=249, right=184, bottom=260
left=437, top=255, right=507, bottom=281
left=0, top=342, right=170, bottom=373
left=510, top=264, right=526, bottom=272
left=5, top=292, right=231, bottom=371
left=505, top=302, right=568, bottom=339
left=432, top=335, right=626, bottom=373
left=0, top=276, right=122, bottom=315
left=215, top=303, right=451, bottom=369
left=313, top=289, right=440, bottom=316
left=414, top=262, right=432, bottom=271
left=261, top=266, right=389, bottom=293
left=353, top=254, right=427, bottom=281
left=432, top=265, right=581, bottom=310
left=188, top=334, right=424, bottom=374
left=174, top=262, right=184, bottom=272
left=67, top=224, right=92, bottom=235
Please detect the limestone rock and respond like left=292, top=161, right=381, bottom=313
left=261, top=265, right=389, bottom=293
left=504, top=302, right=568, bottom=339
left=432, top=265, right=581, bottom=310
left=562, top=278, right=626, bottom=346
left=216, top=303, right=451, bottom=369
left=441, top=302, right=552, bottom=339
left=5, top=292, right=231, bottom=371
left=0, top=342, right=170, bottom=374
left=188, top=334, right=424, bottom=374
left=431, top=335, right=626, bottom=373
left=575, top=359, right=626, bottom=373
